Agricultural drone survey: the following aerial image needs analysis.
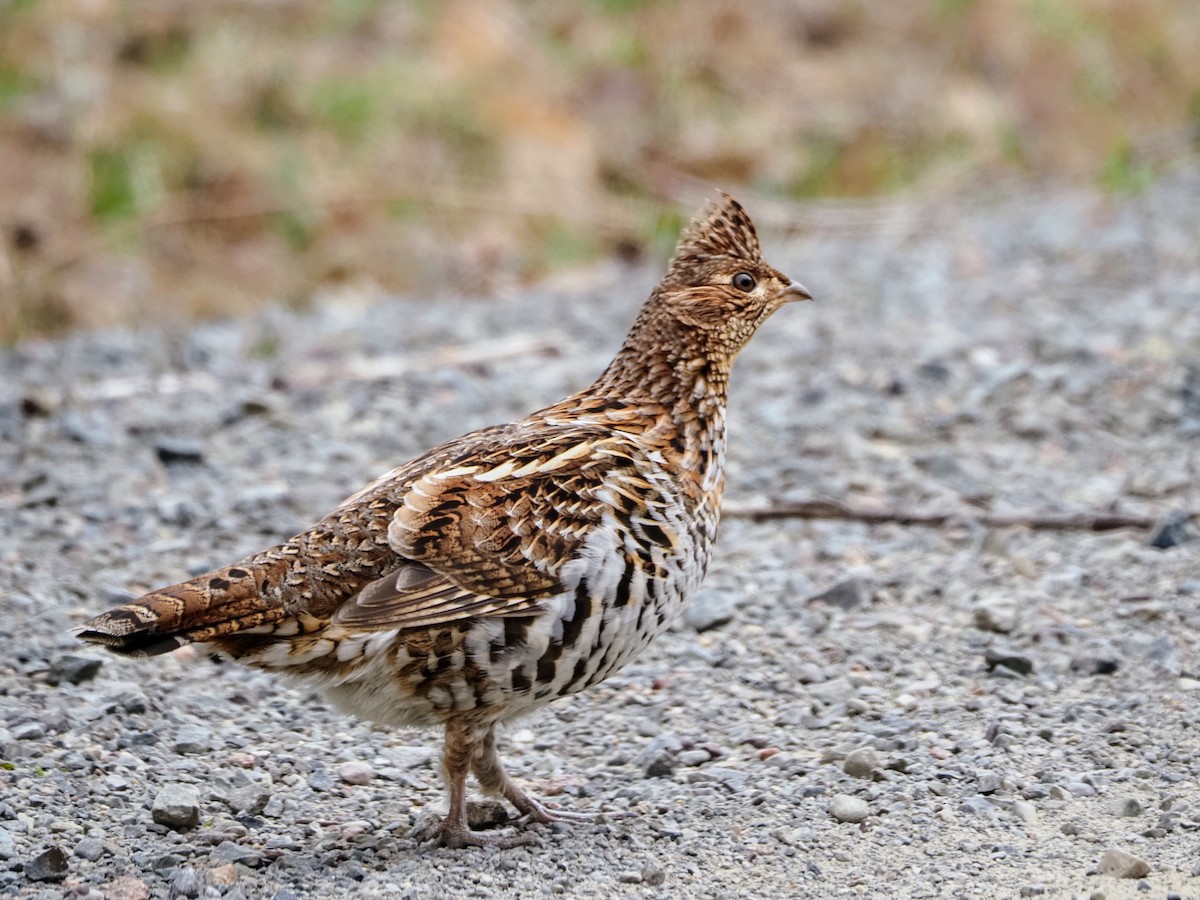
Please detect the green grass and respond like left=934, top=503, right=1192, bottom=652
left=308, top=75, right=381, bottom=144
left=1100, top=143, right=1155, bottom=194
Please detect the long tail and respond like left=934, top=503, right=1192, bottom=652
left=75, top=555, right=295, bottom=658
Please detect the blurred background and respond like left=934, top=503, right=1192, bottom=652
left=1, top=0, right=1197, bottom=340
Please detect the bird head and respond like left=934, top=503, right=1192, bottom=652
left=648, top=192, right=811, bottom=358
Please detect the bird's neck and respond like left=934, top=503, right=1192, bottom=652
left=567, top=324, right=732, bottom=500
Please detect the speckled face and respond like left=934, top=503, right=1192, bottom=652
left=651, top=193, right=811, bottom=354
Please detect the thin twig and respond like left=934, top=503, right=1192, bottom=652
left=723, top=499, right=1161, bottom=532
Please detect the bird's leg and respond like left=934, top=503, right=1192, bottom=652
left=428, top=721, right=537, bottom=849
left=471, top=724, right=604, bottom=825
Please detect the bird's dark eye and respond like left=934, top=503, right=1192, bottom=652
left=732, top=272, right=756, bottom=292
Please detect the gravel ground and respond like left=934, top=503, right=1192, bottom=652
left=2, top=167, right=1199, bottom=899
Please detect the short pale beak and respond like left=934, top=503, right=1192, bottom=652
left=780, top=281, right=814, bottom=301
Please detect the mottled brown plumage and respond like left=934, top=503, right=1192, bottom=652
left=77, top=193, right=812, bottom=847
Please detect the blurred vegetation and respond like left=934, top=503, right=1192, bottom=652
left=0, top=0, right=1197, bottom=339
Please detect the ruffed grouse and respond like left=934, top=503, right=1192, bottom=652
left=77, top=193, right=812, bottom=848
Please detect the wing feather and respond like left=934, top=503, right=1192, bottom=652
left=332, top=427, right=658, bottom=633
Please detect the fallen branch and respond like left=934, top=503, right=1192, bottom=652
left=722, top=499, right=1160, bottom=532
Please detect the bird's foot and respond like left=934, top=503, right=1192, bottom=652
left=424, top=819, right=541, bottom=850
left=508, top=790, right=628, bottom=826
left=415, top=800, right=544, bottom=850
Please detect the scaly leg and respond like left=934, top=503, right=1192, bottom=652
left=471, top=725, right=604, bottom=825
left=428, top=721, right=537, bottom=849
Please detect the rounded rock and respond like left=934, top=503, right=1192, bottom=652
left=73, top=837, right=106, bottom=861
left=1097, top=847, right=1151, bottom=879
left=842, top=747, right=879, bottom=779
left=828, top=794, right=870, bottom=824
left=337, top=760, right=374, bottom=785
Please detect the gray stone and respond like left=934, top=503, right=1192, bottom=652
left=961, top=796, right=997, bottom=817
left=973, top=602, right=1018, bottom=634
left=174, top=724, right=214, bottom=755
left=638, top=735, right=682, bottom=778
left=213, top=771, right=271, bottom=816
left=0, top=826, right=13, bottom=860
left=985, top=646, right=1034, bottom=676
left=1097, top=847, right=1151, bottom=879
left=48, top=654, right=103, bottom=685
left=677, top=749, right=711, bottom=767
left=383, top=745, right=435, bottom=769
left=169, top=866, right=204, bottom=898
left=1110, top=797, right=1143, bottom=817
left=73, top=837, right=106, bottom=861
left=307, top=769, right=336, bottom=792
left=12, top=721, right=46, bottom=741
left=842, top=747, right=879, bottom=779
left=828, top=794, right=870, bottom=823
left=808, top=677, right=856, bottom=705
left=641, top=861, right=666, bottom=886
left=807, top=577, right=872, bottom=611
left=61, top=410, right=115, bottom=446
left=976, top=773, right=1002, bottom=794
left=25, top=846, right=69, bottom=882
left=1070, top=655, right=1120, bottom=676
left=683, top=588, right=738, bottom=632
left=152, top=783, right=201, bottom=829
left=1013, top=801, right=1038, bottom=825
left=209, top=840, right=263, bottom=868
left=1147, top=511, right=1197, bottom=550
left=337, top=760, right=374, bottom=785
left=155, top=437, right=205, bottom=466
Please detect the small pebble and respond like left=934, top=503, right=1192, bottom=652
left=307, top=769, right=336, bottom=792
left=173, top=724, right=214, bottom=755
left=48, top=654, right=103, bottom=685
left=12, top=721, right=46, bottom=741
left=828, top=794, right=870, bottom=823
left=973, top=602, right=1018, bottom=634
left=1147, top=511, right=1197, bottom=549
left=641, top=861, right=666, bottom=886
left=842, top=747, right=879, bottom=779
left=207, top=864, right=239, bottom=887
left=1012, top=801, right=1038, bottom=825
left=1070, top=655, right=1120, bottom=676
left=807, top=577, right=872, bottom=611
left=1097, top=847, right=1151, bottom=879
left=683, top=588, right=737, bottom=632
left=677, top=749, right=711, bottom=767
left=1110, top=797, right=1143, bottom=817
left=209, top=841, right=263, bottom=868
left=155, top=437, right=205, bottom=465
left=337, top=760, right=374, bottom=785
left=984, top=646, right=1035, bottom=676
left=73, top=837, right=106, bottom=861
left=152, top=783, right=201, bottom=829
left=25, top=846, right=69, bottom=882
left=169, top=866, right=204, bottom=899
left=104, top=876, right=151, bottom=900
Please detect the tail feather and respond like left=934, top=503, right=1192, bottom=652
left=76, top=558, right=292, bottom=658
